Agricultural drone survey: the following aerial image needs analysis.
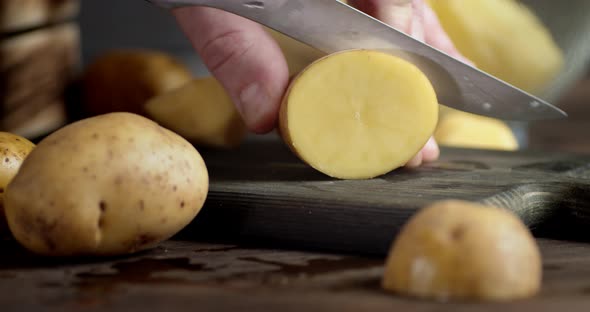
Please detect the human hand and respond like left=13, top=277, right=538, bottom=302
left=172, top=0, right=471, bottom=167
left=349, top=0, right=473, bottom=167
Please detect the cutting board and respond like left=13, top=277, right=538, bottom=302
left=186, top=138, right=590, bottom=255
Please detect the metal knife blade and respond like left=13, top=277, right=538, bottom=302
left=146, top=0, right=567, bottom=120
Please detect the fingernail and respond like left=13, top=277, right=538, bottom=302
left=422, top=137, right=440, bottom=162
left=238, top=82, right=270, bottom=132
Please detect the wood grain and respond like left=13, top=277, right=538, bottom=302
left=183, top=138, right=590, bottom=255
left=0, top=0, right=79, bottom=34
left=0, top=22, right=79, bottom=138
left=2, top=140, right=590, bottom=310
left=1, top=238, right=590, bottom=311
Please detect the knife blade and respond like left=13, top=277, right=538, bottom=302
left=145, top=0, right=567, bottom=121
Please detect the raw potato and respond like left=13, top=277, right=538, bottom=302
left=428, top=0, right=563, bottom=94
left=145, top=77, right=247, bottom=149
left=383, top=200, right=542, bottom=301
left=279, top=49, right=439, bottom=179
left=82, top=49, right=193, bottom=116
left=0, top=132, right=35, bottom=233
left=4, top=113, right=208, bottom=256
left=435, top=110, right=519, bottom=151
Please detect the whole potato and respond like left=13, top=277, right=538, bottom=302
left=4, top=112, right=208, bottom=256
left=382, top=200, right=541, bottom=302
left=0, top=132, right=35, bottom=233
left=82, top=49, right=193, bottom=116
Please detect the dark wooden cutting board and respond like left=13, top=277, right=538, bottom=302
left=186, top=137, right=590, bottom=256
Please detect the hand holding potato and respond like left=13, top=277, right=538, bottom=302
left=171, top=0, right=469, bottom=167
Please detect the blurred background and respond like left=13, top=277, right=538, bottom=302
left=1, top=0, right=590, bottom=153
left=79, top=1, right=209, bottom=75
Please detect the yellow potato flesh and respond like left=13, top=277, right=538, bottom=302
left=435, top=110, right=519, bottom=151
left=383, top=200, right=542, bottom=301
left=428, top=0, right=563, bottom=94
left=279, top=50, right=439, bottom=179
left=145, top=77, right=247, bottom=149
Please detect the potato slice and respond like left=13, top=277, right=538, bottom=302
left=279, top=49, right=439, bottom=179
left=0, top=132, right=35, bottom=233
left=145, top=77, right=247, bottom=149
left=383, top=200, right=541, bottom=301
left=434, top=110, right=519, bottom=151
left=428, top=0, right=563, bottom=94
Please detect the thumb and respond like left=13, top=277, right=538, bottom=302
left=172, top=7, right=289, bottom=134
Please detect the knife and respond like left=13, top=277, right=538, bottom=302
left=145, top=0, right=567, bottom=121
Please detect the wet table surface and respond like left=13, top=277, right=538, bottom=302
left=3, top=75, right=590, bottom=312
left=2, top=236, right=590, bottom=312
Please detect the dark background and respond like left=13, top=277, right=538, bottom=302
left=78, top=1, right=209, bottom=76
left=77, top=1, right=590, bottom=99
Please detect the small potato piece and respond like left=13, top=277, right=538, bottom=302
left=383, top=200, right=541, bottom=301
left=279, top=49, right=439, bottom=179
left=428, top=0, right=563, bottom=94
left=0, top=132, right=35, bottom=232
left=4, top=112, right=208, bottom=256
left=145, top=77, right=247, bottom=149
left=82, top=49, right=193, bottom=116
left=434, top=110, right=519, bottom=151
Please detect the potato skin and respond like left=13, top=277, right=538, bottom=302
left=0, top=132, right=35, bottom=233
left=4, top=112, right=208, bottom=256
left=383, top=200, right=541, bottom=301
left=144, top=77, right=248, bottom=149
left=82, top=49, right=193, bottom=116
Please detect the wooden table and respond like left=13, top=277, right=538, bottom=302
left=3, top=146, right=590, bottom=311
left=2, top=236, right=590, bottom=311
left=3, top=77, right=590, bottom=312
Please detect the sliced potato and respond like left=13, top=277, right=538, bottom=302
left=434, top=110, right=519, bottom=151
left=4, top=112, right=208, bottom=256
left=383, top=200, right=541, bottom=301
left=82, top=49, right=193, bottom=116
left=145, top=77, right=247, bottom=149
left=279, top=49, right=439, bottom=179
left=0, top=132, right=35, bottom=233
left=428, top=0, right=563, bottom=94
